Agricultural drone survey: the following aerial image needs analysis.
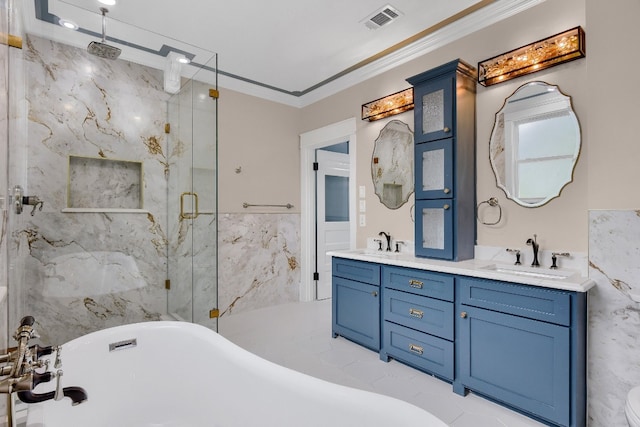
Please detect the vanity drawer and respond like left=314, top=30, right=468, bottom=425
left=458, top=277, right=571, bottom=326
left=384, top=289, right=453, bottom=340
left=332, top=258, right=380, bottom=285
left=383, top=266, right=454, bottom=301
left=383, top=322, right=453, bottom=381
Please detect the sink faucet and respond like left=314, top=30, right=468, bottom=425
left=526, top=234, right=540, bottom=267
left=378, top=231, right=391, bottom=252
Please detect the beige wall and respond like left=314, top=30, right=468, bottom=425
left=301, top=0, right=589, bottom=252
left=218, top=88, right=302, bottom=213
left=218, top=0, right=640, bottom=253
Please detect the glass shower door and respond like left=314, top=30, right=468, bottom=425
left=166, top=57, right=218, bottom=330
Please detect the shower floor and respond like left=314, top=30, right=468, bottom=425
left=219, top=299, right=545, bottom=427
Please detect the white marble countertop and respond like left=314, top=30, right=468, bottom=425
left=329, top=249, right=595, bottom=293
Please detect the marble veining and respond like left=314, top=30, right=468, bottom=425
left=588, top=210, right=640, bottom=426
left=11, top=35, right=170, bottom=344
left=218, top=213, right=300, bottom=317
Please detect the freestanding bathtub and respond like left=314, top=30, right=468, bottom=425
left=25, top=321, right=448, bottom=427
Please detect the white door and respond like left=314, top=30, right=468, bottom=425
left=316, top=149, right=350, bottom=300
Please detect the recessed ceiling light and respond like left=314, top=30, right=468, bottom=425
left=58, top=19, right=78, bottom=30
left=177, top=57, right=191, bottom=64
left=98, top=0, right=116, bottom=5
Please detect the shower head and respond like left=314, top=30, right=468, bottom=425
left=87, top=7, right=121, bottom=59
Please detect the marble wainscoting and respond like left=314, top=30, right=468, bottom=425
left=12, top=35, right=171, bottom=345
left=218, top=213, right=300, bottom=317
left=588, top=210, right=640, bottom=426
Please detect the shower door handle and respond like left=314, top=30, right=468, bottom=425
left=180, top=192, right=199, bottom=220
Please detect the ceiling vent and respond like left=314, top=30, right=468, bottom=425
left=362, top=4, right=403, bottom=30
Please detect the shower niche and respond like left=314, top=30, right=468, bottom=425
left=64, top=155, right=145, bottom=212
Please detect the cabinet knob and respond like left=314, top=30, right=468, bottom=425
left=443, top=204, right=450, bottom=210
left=443, top=127, right=451, bottom=133
left=443, top=188, right=451, bottom=194
left=371, top=291, right=378, bottom=297
left=460, top=311, right=467, bottom=319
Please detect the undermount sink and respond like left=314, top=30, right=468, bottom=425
left=481, top=263, right=576, bottom=280
left=350, top=249, right=401, bottom=258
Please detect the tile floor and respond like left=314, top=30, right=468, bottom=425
left=218, top=300, right=546, bottom=427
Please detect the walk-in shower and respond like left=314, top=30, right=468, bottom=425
left=5, top=11, right=219, bottom=347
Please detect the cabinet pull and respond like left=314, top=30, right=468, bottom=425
left=460, top=311, right=468, bottom=319
left=443, top=204, right=450, bottom=210
left=443, top=127, right=451, bottom=133
left=409, top=279, right=423, bottom=289
left=409, top=308, right=424, bottom=319
left=443, top=188, right=451, bottom=194
left=371, top=291, right=378, bottom=297
left=409, top=344, right=424, bottom=355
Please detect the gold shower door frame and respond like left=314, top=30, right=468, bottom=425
left=166, top=56, right=219, bottom=330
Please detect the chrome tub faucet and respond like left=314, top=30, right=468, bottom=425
left=0, top=316, right=88, bottom=407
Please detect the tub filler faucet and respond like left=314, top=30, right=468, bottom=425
left=0, top=316, right=88, bottom=407
left=526, top=234, right=540, bottom=267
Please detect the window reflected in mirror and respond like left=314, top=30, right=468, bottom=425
left=489, top=81, right=580, bottom=207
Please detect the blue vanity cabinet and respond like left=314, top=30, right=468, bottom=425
left=331, top=258, right=381, bottom=351
left=455, top=276, right=587, bottom=427
left=407, top=59, right=476, bottom=261
left=380, top=266, right=455, bottom=381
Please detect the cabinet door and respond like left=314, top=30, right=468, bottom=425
left=415, top=138, right=453, bottom=199
left=414, top=75, right=454, bottom=143
left=415, top=199, right=453, bottom=259
left=458, top=305, right=570, bottom=426
left=332, top=277, right=380, bottom=350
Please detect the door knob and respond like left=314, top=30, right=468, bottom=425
left=443, top=127, right=451, bottom=133
left=460, top=311, right=467, bottom=318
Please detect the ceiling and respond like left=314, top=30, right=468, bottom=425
left=22, top=0, right=543, bottom=107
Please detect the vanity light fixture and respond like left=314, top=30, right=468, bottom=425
left=478, top=26, right=585, bottom=87
left=361, top=87, right=413, bottom=121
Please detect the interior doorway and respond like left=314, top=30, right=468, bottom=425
left=315, top=146, right=350, bottom=300
left=300, top=118, right=357, bottom=302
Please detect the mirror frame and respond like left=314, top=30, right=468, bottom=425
left=489, top=81, right=581, bottom=208
left=371, top=119, right=414, bottom=210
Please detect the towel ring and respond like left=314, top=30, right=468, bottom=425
left=476, top=197, right=502, bottom=226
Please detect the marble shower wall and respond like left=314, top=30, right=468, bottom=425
left=218, top=213, right=300, bottom=317
left=13, top=35, right=171, bottom=345
left=588, top=210, right=640, bottom=426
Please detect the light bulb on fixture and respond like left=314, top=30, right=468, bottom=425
left=98, top=0, right=117, bottom=5
left=58, top=19, right=78, bottom=30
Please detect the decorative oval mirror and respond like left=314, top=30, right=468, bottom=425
left=371, top=120, right=414, bottom=209
left=489, top=81, right=581, bottom=207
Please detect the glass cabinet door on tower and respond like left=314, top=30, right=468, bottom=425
left=414, top=75, right=454, bottom=143
left=415, top=139, right=453, bottom=200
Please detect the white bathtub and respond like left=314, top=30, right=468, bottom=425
left=26, top=321, right=447, bottom=427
